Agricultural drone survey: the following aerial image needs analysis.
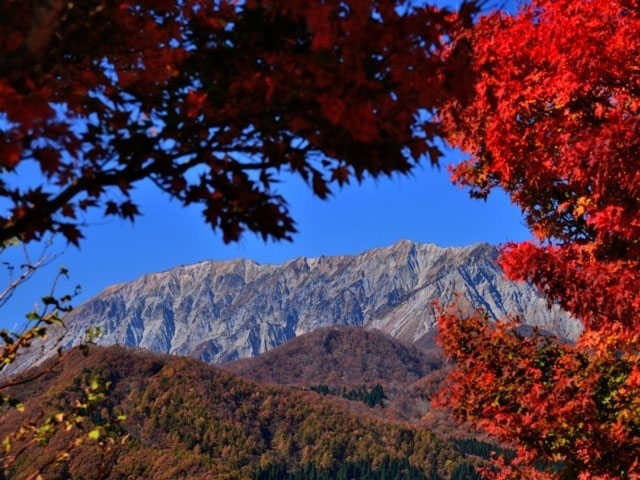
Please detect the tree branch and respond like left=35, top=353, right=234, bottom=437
left=25, top=0, right=68, bottom=60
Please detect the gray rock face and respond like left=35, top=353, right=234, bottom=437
left=45, top=241, right=582, bottom=364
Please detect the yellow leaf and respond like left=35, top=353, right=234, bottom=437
left=574, top=196, right=591, bottom=217
left=56, top=452, right=70, bottom=462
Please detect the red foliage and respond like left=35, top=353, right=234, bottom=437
left=441, top=0, right=640, bottom=332
left=437, top=305, right=640, bottom=479
left=0, top=0, right=476, bottom=246
left=437, top=1, right=640, bottom=478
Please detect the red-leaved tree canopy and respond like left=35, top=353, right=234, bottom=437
left=437, top=0, right=640, bottom=478
left=0, top=0, right=475, bottom=247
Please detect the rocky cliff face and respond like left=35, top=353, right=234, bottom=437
left=37, top=241, right=581, bottom=365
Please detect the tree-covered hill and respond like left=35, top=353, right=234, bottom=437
left=0, top=346, right=481, bottom=480
left=225, top=326, right=445, bottom=423
left=224, top=326, right=443, bottom=388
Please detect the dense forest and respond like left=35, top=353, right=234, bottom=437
left=452, top=438, right=515, bottom=462
left=255, top=458, right=436, bottom=479
left=226, top=326, right=444, bottom=424
left=310, top=384, right=385, bottom=408
left=0, top=347, right=480, bottom=480
left=449, top=462, right=482, bottom=480
left=255, top=457, right=484, bottom=479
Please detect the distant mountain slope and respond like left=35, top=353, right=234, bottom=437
left=224, top=326, right=443, bottom=387
left=224, top=326, right=447, bottom=424
left=1, top=346, right=474, bottom=480
left=23, top=240, right=581, bottom=368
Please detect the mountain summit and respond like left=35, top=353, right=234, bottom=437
left=36, top=241, right=580, bottom=365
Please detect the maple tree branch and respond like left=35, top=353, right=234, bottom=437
left=0, top=162, right=153, bottom=245
left=22, top=437, right=79, bottom=480
left=3, top=437, right=39, bottom=473
left=24, top=0, right=68, bottom=60
left=0, top=147, right=289, bottom=245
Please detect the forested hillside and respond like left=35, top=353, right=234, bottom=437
left=225, top=326, right=445, bottom=423
left=225, top=326, right=443, bottom=387
left=0, top=346, right=483, bottom=480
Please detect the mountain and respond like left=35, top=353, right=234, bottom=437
left=1, top=346, right=480, bottom=480
left=224, top=326, right=446, bottom=423
left=22, top=241, right=581, bottom=368
left=225, top=325, right=443, bottom=387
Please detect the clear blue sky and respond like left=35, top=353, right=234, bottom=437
left=1, top=0, right=526, bottom=330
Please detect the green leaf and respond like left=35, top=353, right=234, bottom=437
left=88, top=428, right=101, bottom=440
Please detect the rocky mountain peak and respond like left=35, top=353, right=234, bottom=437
left=21, top=241, right=581, bottom=369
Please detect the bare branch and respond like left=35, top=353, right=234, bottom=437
left=0, top=252, right=58, bottom=310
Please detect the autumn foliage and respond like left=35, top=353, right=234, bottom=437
left=437, top=0, right=640, bottom=478
left=438, top=307, right=640, bottom=479
left=0, top=346, right=471, bottom=480
left=4, top=0, right=640, bottom=478
left=0, top=0, right=475, bottom=247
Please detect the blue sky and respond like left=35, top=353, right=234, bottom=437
left=1, top=0, right=526, bottom=330
left=2, top=150, right=530, bottom=330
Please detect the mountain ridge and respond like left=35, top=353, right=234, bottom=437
left=20, top=240, right=582, bottom=369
